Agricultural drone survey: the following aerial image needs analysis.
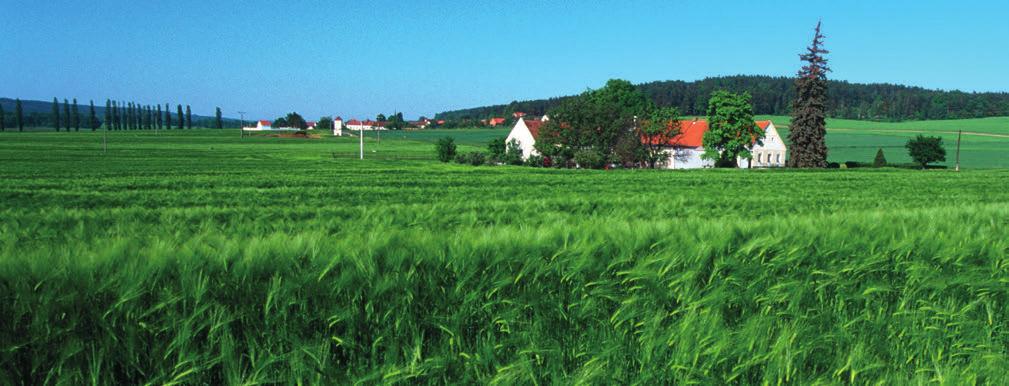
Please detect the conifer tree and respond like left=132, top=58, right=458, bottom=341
left=89, top=100, right=97, bottom=131
left=873, top=148, right=887, bottom=167
left=15, top=99, right=24, bottom=131
left=185, top=105, right=192, bottom=129
left=787, top=21, right=830, bottom=168
left=215, top=107, right=223, bottom=129
left=73, top=98, right=80, bottom=131
left=177, top=105, right=184, bottom=129
left=52, top=97, right=61, bottom=130
left=63, top=99, right=71, bottom=131
left=0, top=104, right=5, bottom=132
left=104, top=99, right=112, bottom=130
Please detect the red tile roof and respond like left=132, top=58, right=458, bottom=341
left=655, top=120, right=771, bottom=148
left=489, top=118, right=506, bottom=126
left=334, top=116, right=342, bottom=121
left=525, top=119, right=543, bottom=139
left=307, top=121, right=317, bottom=127
left=258, top=120, right=272, bottom=126
left=346, top=119, right=362, bottom=125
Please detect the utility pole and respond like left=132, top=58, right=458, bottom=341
left=955, top=129, right=962, bottom=172
left=238, top=111, right=246, bottom=138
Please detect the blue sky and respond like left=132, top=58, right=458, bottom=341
left=2, top=0, right=1008, bottom=120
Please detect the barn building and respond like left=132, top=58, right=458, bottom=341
left=504, top=117, right=546, bottom=160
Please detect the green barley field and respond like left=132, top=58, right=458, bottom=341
left=2, top=129, right=1009, bottom=383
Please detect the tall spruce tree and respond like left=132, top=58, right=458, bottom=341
left=15, top=99, right=24, bottom=131
left=185, top=105, right=192, bottom=129
left=52, top=97, right=60, bottom=130
left=73, top=98, right=80, bottom=131
left=104, top=99, right=112, bottom=130
left=0, top=104, right=5, bottom=132
left=89, top=100, right=97, bottom=131
left=787, top=21, right=830, bottom=168
left=177, top=105, right=184, bottom=129
left=63, top=99, right=71, bottom=131
left=215, top=107, right=223, bottom=129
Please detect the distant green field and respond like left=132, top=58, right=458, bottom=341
left=4, top=130, right=1009, bottom=383
left=387, top=117, right=1009, bottom=168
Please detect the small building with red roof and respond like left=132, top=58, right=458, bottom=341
left=489, top=117, right=507, bottom=127
left=505, top=116, right=548, bottom=160
left=658, top=119, right=785, bottom=168
left=256, top=120, right=272, bottom=130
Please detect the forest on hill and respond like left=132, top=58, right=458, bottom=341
left=435, top=75, right=1009, bottom=122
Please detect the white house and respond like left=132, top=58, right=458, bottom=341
left=345, top=119, right=386, bottom=131
left=505, top=117, right=546, bottom=160
left=659, top=120, right=786, bottom=169
left=333, top=117, right=344, bottom=136
left=256, top=120, right=272, bottom=130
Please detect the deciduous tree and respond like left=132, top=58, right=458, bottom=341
left=15, top=99, right=24, bottom=131
left=788, top=21, right=830, bottom=168
left=639, top=107, right=682, bottom=168
left=285, top=112, right=307, bottom=130
left=89, top=100, right=98, bottom=131
left=702, top=91, right=760, bottom=168
left=436, top=137, right=457, bottom=162
left=906, top=135, right=945, bottom=169
left=52, top=97, right=60, bottom=130
left=177, top=105, right=184, bottom=129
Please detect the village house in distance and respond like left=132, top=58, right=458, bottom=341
left=505, top=117, right=787, bottom=168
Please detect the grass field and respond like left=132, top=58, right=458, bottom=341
left=3, top=129, right=1009, bottom=383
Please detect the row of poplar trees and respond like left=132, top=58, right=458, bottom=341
left=0, top=99, right=226, bottom=131
left=97, top=101, right=192, bottom=131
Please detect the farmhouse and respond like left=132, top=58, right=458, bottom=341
left=346, top=119, right=386, bottom=131
left=658, top=120, right=786, bottom=169
left=256, top=120, right=272, bottom=130
left=505, top=117, right=786, bottom=168
left=488, top=117, right=506, bottom=127
left=505, top=117, right=546, bottom=160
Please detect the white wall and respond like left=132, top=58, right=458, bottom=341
left=505, top=119, right=539, bottom=160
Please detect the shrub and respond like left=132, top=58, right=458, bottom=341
left=487, top=137, right=506, bottom=163
left=526, top=154, right=545, bottom=167
left=503, top=139, right=524, bottom=165
left=826, top=162, right=840, bottom=169
left=436, top=137, right=457, bottom=163
left=873, top=148, right=887, bottom=167
left=468, top=152, right=486, bottom=166
left=454, top=152, right=467, bottom=164
left=574, top=149, right=606, bottom=169
left=906, top=135, right=946, bottom=169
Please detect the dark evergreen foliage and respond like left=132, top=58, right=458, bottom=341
left=788, top=21, right=830, bottom=168
left=89, top=101, right=97, bottom=131
left=63, top=99, right=71, bottom=131
left=215, top=107, right=223, bottom=129
left=186, top=105, right=192, bottom=129
left=436, top=75, right=1009, bottom=123
left=104, top=100, right=112, bottom=130
left=0, top=104, right=5, bottom=132
left=873, top=148, right=887, bottom=167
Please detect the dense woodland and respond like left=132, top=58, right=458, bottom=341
left=435, top=75, right=1009, bottom=122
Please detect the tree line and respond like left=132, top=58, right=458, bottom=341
left=0, top=98, right=232, bottom=131
left=436, top=76, right=1009, bottom=124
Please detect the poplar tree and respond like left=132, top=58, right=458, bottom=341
left=0, top=104, right=5, bottom=132
left=215, top=107, right=223, bottom=129
left=185, top=105, right=192, bottom=129
left=15, top=99, right=24, bottom=131
left=73, top=98, right=80, bottom=131
left=52, top=97, right=61, bottom=130
left=63, top=99, right=71, bottom=131
left=177, top=105, right=184, bottom=129
left=166, top=103, right=172, bottom=129
left=157, top=104, right=163, bottom=129
left=114, top=101, right=120, bottom=130
left=104, top=99, right=112, bottom=130
left=89, top=100, right=97, bottom=131
left=787, top=21, right=830, bottom=168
